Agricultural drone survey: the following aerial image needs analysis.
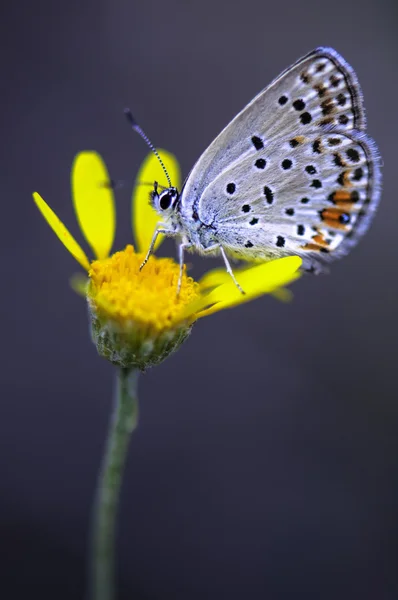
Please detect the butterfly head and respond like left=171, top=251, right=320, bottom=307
left=151, top=183, right=180, bottom=215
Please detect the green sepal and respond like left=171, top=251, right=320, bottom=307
left=88, top=300, right=192, bottom=371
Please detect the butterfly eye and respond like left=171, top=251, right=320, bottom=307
left=159, top=188, right=178, bottom=210
left=160, top=193, right=172, bottom=210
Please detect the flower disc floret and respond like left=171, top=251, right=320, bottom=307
left=88, top=245, right=199, bottom=333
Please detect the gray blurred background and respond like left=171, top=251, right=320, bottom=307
left=1, top=0, right=397, bottom=598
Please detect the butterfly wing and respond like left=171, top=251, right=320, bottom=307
left=181, top=47, right=366, bottom=211
left=191, top=130, right=381, bottom=271
left=179, top=47, right=380, bottom=270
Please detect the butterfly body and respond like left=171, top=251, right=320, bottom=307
left=146, top=47, right=381, bottom=282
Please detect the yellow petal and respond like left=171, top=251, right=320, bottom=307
left=199, top=263, right=297, bottom=304
left=183, top=256, right=302, bottom=319
left=200, top=266, right=295, bottom=303
left=199, top=267, right=231, bottom=290
left=71, top=151, right=115, bottom=259
left=33, top=192, right=91, bottom=271
left=132, top=149, right=181, bottom=253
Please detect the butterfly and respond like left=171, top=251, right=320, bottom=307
left=128, top=46, right=381, bottom=293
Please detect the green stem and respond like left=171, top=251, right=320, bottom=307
left=91, top=367, right=139, bottom=600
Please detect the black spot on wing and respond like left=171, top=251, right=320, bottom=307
left=346, top=148, right=360, bottom=162
left=310, top=179, right=322, bottom=189
left=353, top=167, right=363, bottom=181
left=338, top=114, right=349, bottom=125
left=312, top=139, right=322, bottom=154
left=293, top=99, right=306, bottom=111
left=328, top=137, right=342, bottom=146
left=251, top=136, right=264, bottom=150
left=263, top=186, right=274, bottom=204
left=255, top=158, right=266, bottom=169
left=333, top=153, right=344, bottom=167
left=282, top=159, right=293, bottom=170
left=300, top=112, right=312, bottom=125
left=336, top=93, right=346, bottom=106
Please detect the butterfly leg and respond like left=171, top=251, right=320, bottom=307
left=202, top=244, right=245, bottom=294
left=140, top=224, right=175, bottom=271
left=219, top=246, right=245, bottom=294
left=177, top=242, right=193, bottom=295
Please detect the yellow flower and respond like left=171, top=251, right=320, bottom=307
left=33, top=150, right=302, bottom=369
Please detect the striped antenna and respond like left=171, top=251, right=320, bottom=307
left=124, top=109, right=172, bottom=187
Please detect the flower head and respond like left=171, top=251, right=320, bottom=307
left=33, top=150, right=302, bottom=369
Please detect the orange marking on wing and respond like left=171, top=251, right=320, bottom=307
left=322, top=208, right=342, bottom=220
left=334, top=152, right=347, bottom=167
left=314, top=83, right=327, bottom=97
left=320, top=208, right=349, bottom=230
left=333, top=191, right=352, bottom=203
left=319, top=117, right=334, bottom=126
left=342, top=171, right=352, bottom=187
left=329, top=190, right=356, bottom=210
left=320, top=98, right=335, bottom=116
left=312, top=234, right=329, bottom=247
left=323, top=219, right=347, bottom=230
left=302, top=243, right=322, bottom=251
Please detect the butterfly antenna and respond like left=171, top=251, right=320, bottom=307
left=124, top=108, right=172, bottom=188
